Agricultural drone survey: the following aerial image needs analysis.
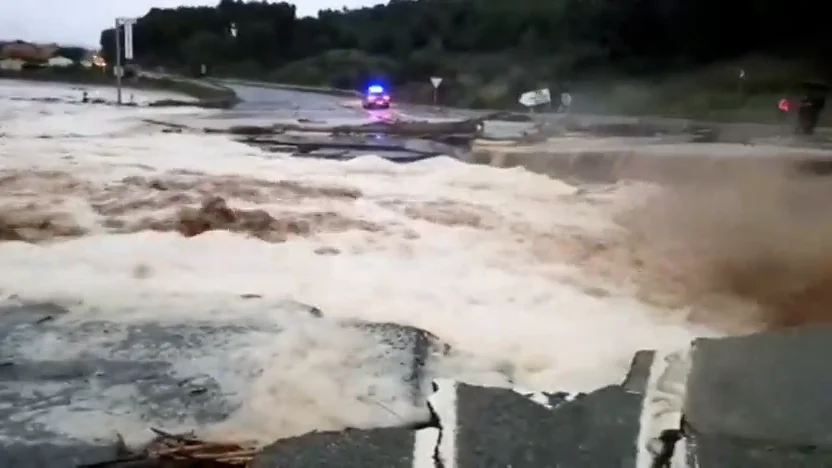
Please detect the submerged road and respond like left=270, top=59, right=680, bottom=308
left=217, top=80, right=476, bottom=122
left=218, top=81, right=832, bottom=148
left=205, top=81, right=492, bottom=162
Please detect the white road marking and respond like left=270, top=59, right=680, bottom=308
left=413, top=378, right=458, bottom=468
left=635, top=347, right=692, bottom=468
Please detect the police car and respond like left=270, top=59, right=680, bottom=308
left=362, top=84, right=391, bottom=109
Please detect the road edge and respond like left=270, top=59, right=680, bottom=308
left=0, top=69, right=239, bottom=109
left=212, top=77, right=361, bottom=98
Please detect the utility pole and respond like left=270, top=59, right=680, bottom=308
left=114, top=17, right=136, bottom=105
left=114, top=19, right=122, bottom=105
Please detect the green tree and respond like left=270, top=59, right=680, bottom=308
left=56, top=47, right=87, bottom=62
left=180, top=31, right=227, bottom=68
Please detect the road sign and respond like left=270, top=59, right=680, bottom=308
left=518, top=88, right=551, bottom=107
left=123, top=22, right=134, bottom=60
left=430, top=77, right=443, bottom=105
left=116, top=18, right=136, bottom=60
left=114, top=17, right=137, bottom=106
left=560, top=92, right=572, bottom=107
left=739, top=68, right=745, bottom=79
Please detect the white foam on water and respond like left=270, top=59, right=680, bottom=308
left=0, top=80, right=719, bottom=446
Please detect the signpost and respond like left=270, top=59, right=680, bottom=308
left=430, top=76, right=442, bottom=105
left=114, top=17, right=137, bottom=105
left=124, top=20, right=134, bottom=60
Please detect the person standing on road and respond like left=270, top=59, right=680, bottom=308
left=795, top=81, right=828, bottom=135
left=801, top=94, right=826, bottom=135
left=559, top=91, right=572, bottom=113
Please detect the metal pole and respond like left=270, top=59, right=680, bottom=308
left=115, top=19, right=122, bottom=105
left=433, top=87, right=437, bottom=106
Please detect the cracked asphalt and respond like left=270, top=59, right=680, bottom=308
left=0, top=301, right=444, bottom=467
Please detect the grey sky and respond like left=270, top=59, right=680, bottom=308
left=0, top=0, right=380, bottom=48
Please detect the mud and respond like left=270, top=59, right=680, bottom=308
left=0, top=170, right=375, bottom=243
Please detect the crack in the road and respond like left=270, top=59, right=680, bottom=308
left=415, top=378, right=459, bottom=467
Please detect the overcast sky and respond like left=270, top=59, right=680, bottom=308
left=0, top=0, right=381, bottom=47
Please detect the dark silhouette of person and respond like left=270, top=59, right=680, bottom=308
left=796, top=82, right=827, bottom=135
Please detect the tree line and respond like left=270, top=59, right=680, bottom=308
left=98, top=0, right=827, bottom=107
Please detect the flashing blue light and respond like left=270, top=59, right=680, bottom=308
left=367, top=85, right=385, bottom=94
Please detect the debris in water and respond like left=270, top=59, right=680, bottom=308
left=80, top=428, right=258, bottom=467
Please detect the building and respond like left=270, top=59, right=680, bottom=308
left=47, top=56, right=73, bottom=67
left=0, top=58, right=24, bottom=71
left=1, top=41, right=58, bottom=62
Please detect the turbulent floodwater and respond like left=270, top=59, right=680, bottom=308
left=4, top=80, right=829, bottom=446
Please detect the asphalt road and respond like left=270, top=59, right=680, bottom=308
left=221, top=82, right=832, bottom=147
left=197, top=81, right=491, bottom=162
left=229, top=83, right=363, bottom=115
left=0, top=301, right=446, bottom=467
left=218, top=81, right=475, bottom=123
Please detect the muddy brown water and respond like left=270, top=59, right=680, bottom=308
left=465, top=140, right=832, bottom=330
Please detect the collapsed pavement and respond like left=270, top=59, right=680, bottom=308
left=143, top=111, right=517, bottom=162
left=253, top=326, right=832, bottom=468
left=0, top=300, right=450, bottom=467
